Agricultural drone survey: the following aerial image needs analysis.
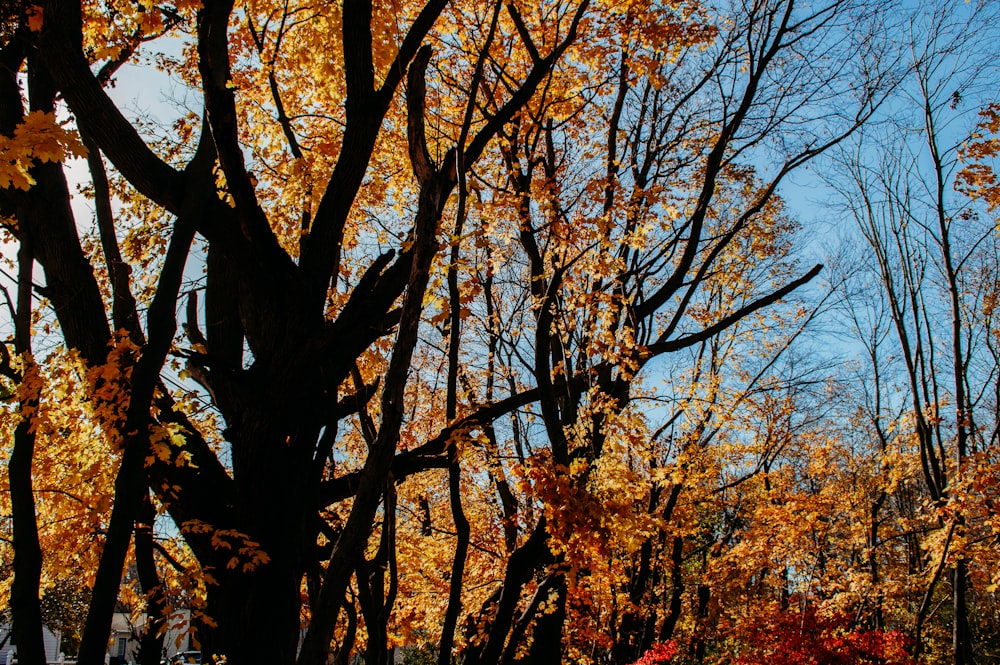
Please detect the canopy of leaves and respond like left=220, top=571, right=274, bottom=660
left=0, top=0, right=999, bottom=664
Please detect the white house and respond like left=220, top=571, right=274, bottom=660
left=109, top=610, right=193, bottom=665
left=1, top=609, right=192, bottom=665
left=0, top=624, right=64, bottom=664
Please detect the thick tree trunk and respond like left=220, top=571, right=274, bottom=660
left=203, top=464, right=307, bottom=665
left=216, top=562, right=304, bottom=665
left=216, top=424, right=314, bottom=665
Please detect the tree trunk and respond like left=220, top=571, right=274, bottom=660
left=953, top=561, right=974, bottom=665
left=8, top=239, right=47, bottom=665
left=462, top=520, right=550, bottom=665
left=523, top=575, right=567, bottom=664
left=659, top=536, right=685, bottom=643
left=216, top=427, right=312, bottom=665
left=136, top=493, right=167, bottom=665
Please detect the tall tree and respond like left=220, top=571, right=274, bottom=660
left=7, top=0, right=996, bottom=664
left=827, top=2, right=1000, bottom=659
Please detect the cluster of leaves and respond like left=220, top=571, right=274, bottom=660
left=958, top=103, right=1000, bottom=212
left=0, top=111, right=88, bottom=192
left=2, top=0, right=1000, bottom=663
left=733, top=604, right=914, bottom=665
left=628, top=642, right=678, bottom=665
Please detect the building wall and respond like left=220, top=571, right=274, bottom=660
left=109, top=609, right=193, bottom=665
left=1, top=609, right=192, bottom=665
left=0, top=624, right=64, bottom=664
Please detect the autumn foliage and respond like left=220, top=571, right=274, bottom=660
left=733, top=604, right=915, bottom=665
left=629, top=642, right=678, bottom=665
left=1, top=0, right=1000, bottom=664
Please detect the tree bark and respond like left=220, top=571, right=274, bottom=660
left=7, top=236, right=46, bottom=665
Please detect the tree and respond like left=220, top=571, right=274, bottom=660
left=826, top=2, right=1000, bottom=660
left=3, top=0, right=980, bottom=664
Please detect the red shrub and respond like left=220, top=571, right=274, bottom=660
left=629, top=641, right=679, bottom=665
left=734, top=605, right=915, bottom=665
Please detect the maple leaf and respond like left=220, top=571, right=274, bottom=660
left=0, top=111, right=87, bottom=190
